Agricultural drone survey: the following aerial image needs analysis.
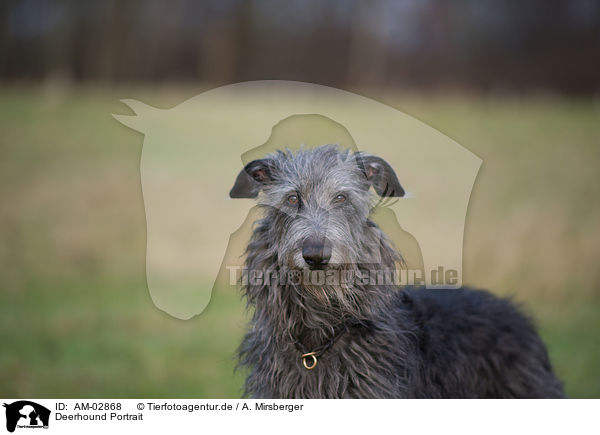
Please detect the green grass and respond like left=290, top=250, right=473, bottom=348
left=536, top=298, right=600, bottom=398
left=0, top=277, right=246, bottom=397
left=0, top=86, right=599, bottom=397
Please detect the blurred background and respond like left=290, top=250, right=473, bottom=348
left=0, top=0, right=599, bottom=398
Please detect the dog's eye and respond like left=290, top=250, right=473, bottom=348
left=334, top=194, right=346, bottom=204
left=287, top=194, right=299, bottom=205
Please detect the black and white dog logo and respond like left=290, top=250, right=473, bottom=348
left=3, top=401, right=50, bottom=433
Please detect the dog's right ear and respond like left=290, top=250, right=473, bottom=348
left=229, top=159, right=274, bottom=198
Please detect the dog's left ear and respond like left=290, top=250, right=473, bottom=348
left=229, top=158, right=274, bottom=198
left=356, top=153, right=405, bottom=197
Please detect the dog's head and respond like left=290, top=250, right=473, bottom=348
left=230, top=145, right=404, bottom=272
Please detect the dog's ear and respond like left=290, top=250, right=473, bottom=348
left=356, top=153, right=405, bottom=197
left=229, top=159, right=274, bottom=198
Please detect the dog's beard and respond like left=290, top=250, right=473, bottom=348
left=281, top=245, right=392, bottom=319
left=292, top=265, right=371, bottom=318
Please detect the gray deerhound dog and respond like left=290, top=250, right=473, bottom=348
left=229, top=144, right=564, bottom=398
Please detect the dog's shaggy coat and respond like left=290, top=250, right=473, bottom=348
left=230, top=145, right=564, bottom=398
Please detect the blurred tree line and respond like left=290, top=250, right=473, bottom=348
left=0, top=0, right=598, bottom=94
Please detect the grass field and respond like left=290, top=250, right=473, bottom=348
left=0, top=86, right=599, bottom=398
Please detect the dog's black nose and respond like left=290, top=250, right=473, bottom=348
left=302, top=237, right=332, bottom=268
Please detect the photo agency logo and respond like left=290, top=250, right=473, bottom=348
left=113, top=81, right=481, bottom=320
left=3, top=401, right=50, bottom=432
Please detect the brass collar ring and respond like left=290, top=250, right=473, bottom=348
left=301, top=352, right=318, bottom=370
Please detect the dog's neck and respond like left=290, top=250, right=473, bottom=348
left=244, top=268, right=393, bottom=352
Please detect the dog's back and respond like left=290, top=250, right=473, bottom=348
left=398, top=288, right=565, bottom=398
